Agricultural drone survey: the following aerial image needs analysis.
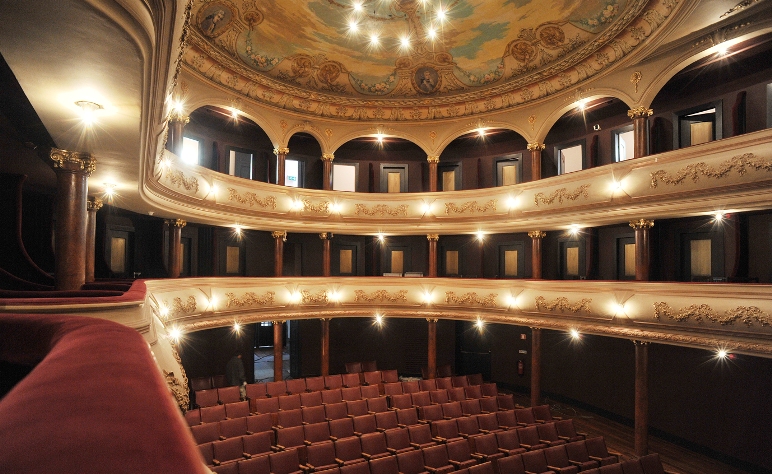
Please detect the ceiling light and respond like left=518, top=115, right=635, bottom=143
left=291, top=291, right=302, bottom=303
left=570, top=329, right=580, bottom=340
left=75, top=100, right=103, bottom=126
left=169, top=327, right=182, bottom=342
left=400, top=36, right=411, bottom=49
left=230, top=108, right=239, bottom=119
left=476, top=231, right=485, bottom=241
left=377, top=233, right=385, bottom=242
left=375, top=314, right=383, bottom=326
left=714, top=211, right=725, bottom=222
left=506, top=196, right=518, bottom=209
left=427, top=27, right=437, bottom=40
left=369, top=33, right=380, bottom=46
left=348, top=20, right=359, bottom=33
left=569, top=225, right=581, bottom=236
left=421, top=202, right=432, bottom=214
left=233, top=225, right=243, bottom=236
left=717, top=44, right=729, bottom=56
left=329, top=291, right=340, bottom=302
left=477, top=128, right=486, bottom=137
left=376, top=133, right=384, bottom=143
left=292, top=199, right=305, bottom=210
left=436, top=8, right=446, bottom=21
left=103, top=183, right=116, bottom=199
left=612, top=180, right=623, bottom=191
left=233, top=322, right=241, bottom=333
left=717, top=349, right=728, bottom=359
left=423, top=291, right=433, bottom=304
left=352, top=2, right=363, bottom=13
left=614, top=303, right=626, bottom=316
left=577, top=99, right=589, bottom=111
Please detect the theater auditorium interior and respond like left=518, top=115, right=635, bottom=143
left=1, top=0, right=772, bottom=473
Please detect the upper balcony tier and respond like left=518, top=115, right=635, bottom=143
left=143, top=128, right=772, bottom=235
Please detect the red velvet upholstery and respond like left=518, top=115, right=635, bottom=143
left=435, top=377, right=453, bottom=390
left=326, top=402, right=349, bottom=421
left=345, top=362, right=363, bottom=374
left=476, top=413, right=502, bottom=433
left=461, top=399, right=482, bottom=417
left=306, top=440, right=339, bottom=472
left=537, top=422, right=567, bottom=447
left=620, top=459, right=645, bottom=474
left=213, top=437, right=246, bottom=464
left=497, top=455, right=527, bottom=474
left=445, top=440, right=477, bottom=470
left=359, top=432, right=391, bottom=461
left=397, top=447, right=429, bottom=474
left=441, top=401, right=464, bottom=419
left=409, top=423, right=438, bottom=448
left=390, top=393, right=413, bottom=410
left=301, top=391, right=323, bottom=408
left=267, top=381, right=289, bottom=398
left=638, top=453, right=666, bottom=474
left=186, top=408, right=202, bottom=426
left=341, top=461, right=370, bottom=474
left=448, top=387, right=467, bottom=402
left=202, top=404, right=228, bottom=423
left=277, top=408, right=304, bottom=429
left=247, top=413, right=274, bottom=435
left=564, top=440, right=599, bottom=471
left=302, top=405, right=327, bottom=424
left=325, top=375, right=344, bottom=390
left=323, top=389, right=344, bottom=405
left=422, top=444, right=455, bottom=474
left=347, top=399, right=370, bottom=416
left=367, top=396, right=389, bottom=413
left=334, top=436, right=366, bottom=466
left=496, top=395, right=516, bottom=411
left=329, top=417, right=356, bottom=440
left=543, top=445, right=579, bottom=473
left=192, top=421, right=224, bottom=444
left=269, top=448, right=304, bottom=474
left=381, top=369, right=399, bottom=384
left=467, top=374, right=484, bottom=386
left=402, top=380, right=420, bottom=394
left=360, top=384, right=380, bottom=399
left=238, top=454, right=271, bottom=474
left=342, top=373, right=361, bottom=388
left=418, top=404, right=444, bottom=423
left=305, top=376, right=326, bottom=392
left=342, top=386, right=363, bottom=401
left=276, top=426, right=306, bottom=451
left=384, top=426, right=414, bottom=454
left=532, top=405, right=559, bottom=424
left=226, top=400, right=251, bottom=419
left=495, top=429, right=526, bottom=456
left=496, top=410, right=518, bottom=430
left=0, top=315, right=212, bottom=473
left=555, top=419, right=586, bottom=443
left=470, top=433, right=505, bottom=463
left=383, top=382, right=403, bottom=397
left=514, top=408, right=539, bottom=427
left=419, top=379, right=437, bottom=392
left=363, top=370, right=382, bottom=385
left=196, top=388, right=220, bottom=407
left=517, top=426, right=548, bottom=451
left=243, top=431, right=274, bottom=456
left=412, top=391, right=433, bottom=408
left=481, top=383, right=498, bottom=397
left=304, top=422, right=333, bottom=445
left=430, top=389, right=450, bottom=404
left=464, top=385, right=483, bottom=400
left=598, top=464, right=623, bottom=474
left=246, top=382, right=268, bottom=400
left=352, top=414, right=378, bottom=436
left=395, top=407, right=421, bottom=427
left=279, top=394, right=303, bottom=411
left=456, top=416, right=483, bottom=440
left=479, top=397, right=499, bottom=414
left=362, top=361, right=378, bottom=372
left=254, top=396, right=281, bottom=414
left=219, top=386, right=242, bottom=404
left=468, top=461, right=495, bottom=474
left=584, top=437, right=618, bottom=466
left=521, top=450, right=553, bottom=474
left=370, top=454, right=401, bottom=474
left=451, top=376, right=469, bottom=387
left=212, top=462, right=240, bottom=474
left=374, top=410, right=399, bottom=432
left=286, top=378, right=307, bottom=395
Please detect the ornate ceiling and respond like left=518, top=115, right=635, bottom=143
left=185, top=0, right=681, bottom=122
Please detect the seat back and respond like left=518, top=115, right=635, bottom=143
left=456, top=416, right=481, bottom=438
left=243, top=431, right=273, bottom=456
left=278, top=394, right=302, bottom=411
left=441, top=401, right=463, bottom=419
left=556, top=419, right=581, bottom=439
left=537, top=422, right=563, bottom=444
left=220, top=417, right=248, bottom=438
left=276, top=425, right=306, bottom=450
left=325, top=402, right=349, bottom=421
left=360, top=431, right=389, bottom=457
left=476, top=413, right=499, bottom=432
left=383, top=382, right=403, bottom=397
left=213, top=437, right=245, bottom=464
left=212, top=375, right=227, bottom=388
left=396, top=408, right=420, bottom=427
left=496, top=394, right=515, bottom=411
left=370, top=454, right=400, bottom=474
left=411, top=391, right=432, bottom=408
left=360, top=385, right=380, bottom=399
left=345, top=362, right=363, bottom=374
left=543, top=445, right=572, bottom=468
left=521, top=450, right=549, bottom=473
left=429, top=389, right=449, bottom=404
left=305, top=376, right=326, bottom=392
left=496, top=410, right=517, bottom=429
left=390, top=393, right=413, bottom=410
left=585, top=437, right=612, bottom=459
left=191, top=376, right=212, bottom=392
left=238, top=454, right=271, bottom=474
left=396, top=448, right=426, bottom=474
left=621, top=460, right=646, bottom=474
left=269, top=448, right=302, bottom=474
left=495, top=429, right=521, bottom=451
left=246, top=383, right=268, bottom=400
left=368, top=397, right=389, bottom=413
left=464, top=385, right=483, bottom=400
left=201, top=404, right=227, bottom=423
left=409, top=423, right=435, bottom=444
left=517, top=426, right=543, bottom=447
left=514, top=408, right=537, bottom=426
left=447, top=387, right=466, bottom=402
left=496, top=455, right=526, bottom=474
left=285, top=378, right=307, bottom=395
left=322, top=389, right=344, bottom=405
left=435, top=377, right=453, bottom=390
left=353, top=414, right=378, bottom=436
left=301, top=391, right=323, bottom=408
left=306, top=441, right=337, bottom=468
left=479, top=397, right=499, bottom=413
left=304, top=422, right=333, bottom=445
left=324, top=375, right=343, bottom=390
left=185, top=408, right=201, bottom=426
left=363, top=371, right=382, bottom=386
left=342, top=386, right=362, bottom=401
left=196, top=389, right=220, bottom=408
left=266, top=381, right=288, bottom=398
left=467, top=374, right=484, bottom=386
left=418, top=404, right=443, bottom=423
left=362, top=361, right=378, bottom=372
left=254, top=397, right=280, bottom=414
left=446, top=439, right=473, bottom=462
left=375, top=410, right=399, bottom=431
left=277, top=408, right=304, bottom=429
left=461, top=399, right=482, bottom=416
left=599, top=464, right=624, bottom=474
left=385, top=427, right=411, bottom=451
left=192, top=422, right=222, bottom=444
left=225, top=400, right=250, bottom=419
left=481, top=383, right=498, bottom=397
left=199, top=442, right=215, bottom=466
left=334, top=436, right=364, bottom=463
left=469, top=462, right=495, bottom=474
left=532, top=405, right=553, bottom=423
left=302, top=405, right=327, bottom=425
left=451, top=376, right=468, bottom=387
left=342, top=373, right=361, bottom=388
left=638, top=453, right=666, bottom=474
left=329, top=417, right=356, bottom=440
left=347, top=399, right=369, bottom=417
left=472, top=433, right=499, bottom=456
left=340, top=462, right=369, bottom=474
left=401, top=380, right=420, bottom=394
left=247, top=413, right=274, bottom=434
left=218, top=386, right=242, bottom=404
left=418, top=379, right=437, bottom=392
left=381, top=369, right=399, bottom=383
left=422, top=443, right=451, bottom=469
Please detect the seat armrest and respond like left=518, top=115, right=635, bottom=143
left=354, top=431, right=363, bottom=437
left=397, top=423, right=407, bottom=429
left=410, top=443, right=421, bottom=449
left=443, top=416, right=452, bottom=420
left=517, top=422, right=528, bottom=427
left=553, top=416, right=563, bottom=420
left=329, top=436, right=338, bottom=442
left=377, top=428, right=387, bottom=432
left=368, top=411, right=376, bottom=415
left=432, top=437, right=447, bottom=444
left=497, top=448, right=508, bottom=455
left=470, top=454, right=484, bottom=461
left=387, top=448, right=398, bottom=455
left=520, top=443, right=533, bottom=450
left=212, top=459, right=222, bottom=466
left=558, top=435, right=570, bottom=441
left=271, top=446, right=282, bottom=452
left=275, top=444, right=287, bottom=451
left=242, top=452, right=252, bottom=459
left=479, top=429, right=490, bottom=434
left=219, top=435, right=227, bottom=440
left=363, top=453, right=374, bottom=461
left=588, top=456, right=602, bottom=462
left=569, top=461, right=582, bottom=467
left=448, top=460, right=462, bottom=468
left=304, top=440, right=312, bottom=446
left=335, top=458, right=345, bottom=466
left=577, top=432, right=589, bottom=437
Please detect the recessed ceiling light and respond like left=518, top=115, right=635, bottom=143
left=75, top=100, right=103, bottom=126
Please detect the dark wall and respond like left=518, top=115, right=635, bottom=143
left=178, top=325, right=256, bottom=384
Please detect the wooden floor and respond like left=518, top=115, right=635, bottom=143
left=508, top=393, right=753, bottom=474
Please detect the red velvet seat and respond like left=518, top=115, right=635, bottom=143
left=247, top=413, right=274, bottom=435
left=370, top=454, right=400, bottom=474
left=276, top=409, right=304, bottom=429
left=476, top=413, right=502, bottom=434
left=286, top=379, right=307, bottom=395
left=467, top=374, right=484, bottom=386
left=254, top=397, right=281, bottom=415
left=323, top=389, right=344, bottom=405
left=496, top=395, right=516, bottom=411
left=330, top=417, right=356, bottom=441
left=537, top=422, right=567, bottom=447
left=430, top=389, right=450, bottom=405
left=496, top=410, right=518, bottom=430
left=584, top=437, right=619, bottom=466
left=517, top=426, right=548, bottom=451
left=543, top=445, right=579, bottom=474
left=532, top=405, right=561, bottom=424
left=447, top=387, right=467, bottom=402
left=564, top=441, right=599, bottom=471
left=186, top=408, right=201, bottom=426
left=412, top=391, right=433, bottom=408
left=360, top=432, right=391, bottom=461
left=325, top=375, right=344, bottom=390
left=342, top=387, right=363, bottom=401
left=495, top=429, right=527, bottom=456
left=497, top=455, right=527, bottom=474
left=464, top=385, right=483, bottom=400
left=374, top=410, right=400, bottom=432
left=360, top=385, right=380, bottom=399
left=481, top=383, right=498, bottom=398
left=397, top=448, right=429, bottom=474
left=304, top=422, right=333, bottom=445
left=192, top=422, right=224, bottom=444
left=468, top=461, right=495, bottom=474
left=200, top=442, right=217, bottom=466
left=239, top=454, right=271, bottom=474
left=363, top=371, right=382, bottom=386
left=620, top=460, right=645, bottom=474
left=451, top=376, right=469, bottom=387
left=396, top=408, right=421, bottom=427
left=306, top=376, right=326, bottom=393
left=345, top=362, right=363, bottom=374
left=470, top=433, right=505, bottom=463
left=383, top=382, right=404, bottom=397
left=522, top=450, right=554, bottom=474
left=353, top=414, right=378, bottom=436
left=279, top=394, right=303, bottom=411
left=327, top=402, right=350, bottom=421
left=301, top=391, right=324, bottom=408
left=212, top=462, right=240, bottom=474
left=269, top=448, right=304, bottom=474
left=419, top=379, right=437, bottom=392
left=402, top=380, right=421, bottom=394
left=445, top=440, right=477, bottom=470
left=306, top=440, right=340, bottom=472
left=342, top=373, right=361, bottom=388
left=368, top=397, right=389, bottom=414
left=191, top=376, right=213, bottom=392
left=213, top=437, right=248, bottom=465
left=638, top=453, right=666, bottom=474
left=391, top=393, right=414, bottom=410
left=435, top=378, right=453, bottom=391
left=461, top=399, right=482, bottom=417
left=555, top=420, right=587, bottom=443
left=381, top=369, right=399, bottom=383
left=514, top=408, right=540, bottom=427
left=267, top=381, right=289, bottom=398
left=226, top=400, right=251, bottom=419
left=197, top=388, right=220, bottom=408
left=219, top=386, right=242, bottom=405
left=340, top=462, right=370, bottom=474
left=385, top=426, right=415, bottom=454
left=247, top=383, right=268, bottom=400
left=441, top=401, right=464, bottom=420
left=275, top=426, right=307, bottom=451
left=334, top=436, right=366, bottom=466
left=347, top=399, right=370, bottom=417
left=598, top=464, right=623, bottom=474
left=243, top=431, right=274, bottom=457
left=418, top=404, right=444, bottom=423
left=479, top=397, right=499, bottom=414
left=409, top=423, right=438, bottom=448
left=456, top=416, right=484, bottom=440
left=220, top=416, right=249, bottom=438
left=422, top=444, right=455, bottom=474
left=302, top=405, right=328, bottom=425
left=202, top=404, right=228, bottom=423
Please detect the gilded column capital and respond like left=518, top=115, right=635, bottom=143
left=272, top=230, right=287, bottom=241
left=426, top=318, right=439, bottom=323
left=49, top=148, right=96, bottom=176
left=632, top=340, right=651, bottom=346
left=629, top=219, right=655, bottom=230
left=528, top=230, right=547, bottom=239
left=319, top=232, right=333, bottom=240
left=169, top=110, right=190, bottom=124
left=427, top=234, right=439, bottom=242
left=427, top=155, right=440, bottom=164
left=527, top=142, right=545, bottom=151
left=86, top=196, right=103, bottom=212
left=164, top=219, right=187, bottom=228
left=271, top=320, right=285, bottom=325
left=627, top=107, right=653, bottom=119
left=321, top=153, right=335, bottom=162
left=274, top=147, right=290, bottom=156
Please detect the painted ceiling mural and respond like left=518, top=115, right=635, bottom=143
left=184, top=0, right=681, bottom=121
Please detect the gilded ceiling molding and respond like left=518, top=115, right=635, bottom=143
left=271, top=231, right=287, bottom=241
left=627, top=106, right=652, bottom=119
left=444, top=200, right=497, bottom=215
left=629, top=219, right=654, bottom=230
left=302, top=199, right=331, bottom=214
left=354, top=289, right=408, bottom=303
left=165, top=168, right=199, bottom=193
left=168, top=0, right=194, bottom=96
left=227, top=188, right=277, bottom=209
left=650, top=153, right=772, bottom=187
left=164, top=296, right=197, bottom=317
left=720, top=0, right=761, bottom=18
left=534, top=184, right=590, bottom=205
left=302, top=290, right=328, bottom=305
left=225, top=291, right=275, bottom=308
left=653, top=302, right=771, bottom=327
left=355, top=204, right=409, bottom=217
left=535, top=296, right=592, bottom=313
left=49, top=148, right=96, bottom=175
left=445, top=292, right=498, bottom=308
left=87, top=197, right=104, bottom=212
left=528, top=231, right=547, bottom=239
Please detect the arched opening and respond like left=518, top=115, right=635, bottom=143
left=286, top=132, right=323, bottom=190
left=333, top=136, right=428, bottom=193
left=439, top=129, right=528, bottom=189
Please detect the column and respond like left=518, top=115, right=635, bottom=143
left=49, top=148, right=95, bottom=291
left=427, top=155, right=439, bottom=192
left=85, top=196, right=103, bottom=283
left=273, top=320, right=284, bottom=381
left=427, top=318, right=438, bottom=379
left=168, top=112, right=189, bottom=157
left=320, top=233, right=332, bottom=277
left=427, top=234, right=439, bottom=277
left=629, top=219, right=654, bottom=281
left=272, top=231, right=286, bottom=277
left=528, top=231, right=546, bottom=279
left=527, top=143, right=545, bottom=181
left=321, top=318, right=330, bottom=376
left=634, top=340, right=650, bottom=456
left=628, top=107, right=653, bottom=159
left=274, top=147, right=289, bottom=186
left=531, top=328, right=542, bottom=408
left=322, top=153, right=334, bottom=190
left=167, top=219, right=186, bottom=278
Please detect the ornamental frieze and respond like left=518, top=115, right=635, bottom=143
left=649, top=153, right=772, bottom=188
left=534, top=184, right=591, bottom=206
left=445, top=292, right=498, bottom=307
left=225, top=291, right=275, bottom=308
left=535, top=296, right=592, bottom=313
left=163, top=296, right=198, bottom=317
left=165, top=168, right=199, bottom=193
left=354, top=290, right=409, bottom=303
left=227, top=188, right=277, bottom=209
left=653, top=302, right=771, bottom=327
left=355, top=204, right=409, bottom=217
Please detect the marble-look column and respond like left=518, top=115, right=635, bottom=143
left=628, top=107, right=653, bottom=158
left=427, top=155, right=439, bottom=192
left=427, top=234, right=439, bottom=277
left=168, top=112, right=189, bottom=157
left=273, top=320, right=284, bottom=381
left=630, top=219, right=654, bottom=281
left=49, top=148, right=95, bottom=290
left=272, top=231, right=286, bottom=277
left=527, top=143, right=545, bottom=181
left=320, top=233, right=332, bottom=277
left=531, top=327, right=542, bottom=408
left=427, top=318, right=438, bottom=379
left=85, top=196, right=103, bottom=283
left=321, top=318, right=330, bottom=376
left=528, top=231, right=546, bottom=279
left=634, top=340, right=650, bottom=456
left=167, top=219, right=186, bottom=278
left=322, top=153, right=334, bottom=190
left=274, top=147, right=289, bottom=186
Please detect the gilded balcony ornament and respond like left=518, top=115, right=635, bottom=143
left=322, top=153, right=335, bottom=162
left=528, top=230, right=547, bottom=239
left=355, top=203, right=409, bottom=217
left=225, top=291, right=275, bottom=308
left=650, top=153, right=772, bottom=188
left=302, top=290, right=329, bottom=304
left=534, top=184, right=590, bottom=205
left=527, top=142, right=545, bottom=151
left=164, top=296, right=197, bottom=317
left=302, top=199, right=331, bottom=214
left=629, top=219, right=654, bottom=230
left=627, top=106, right=653, bottom=119
left=274, top=147, right=290, bottom=155
left=444, top=200, right=497, bottom=215
left=165, top=168, right=199, bottom=193
left=535, top=296, right=592, bottom=313
left=445, top=292, right=498, bottom=307
left=354, top=289, right=408, bottom=303
left=271, top=231, right=287, bottom=241
left=653, top=302, right=771, bottom=327
left=87, top=197, right=103, bottom=212
left=49, top=148, right=96, bottom=175
left=227, top=188, right=277, bottom=209
left=164, top=369, right=190, bottom=413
